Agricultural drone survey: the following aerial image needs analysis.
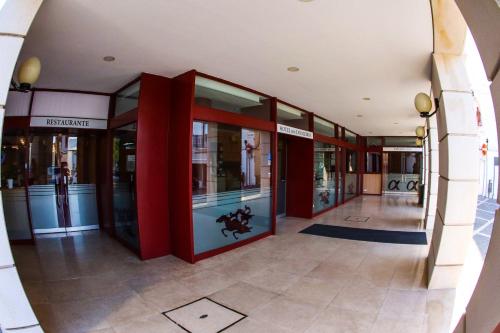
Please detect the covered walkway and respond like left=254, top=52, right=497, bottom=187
left=13, top=196, right=455, bottom=333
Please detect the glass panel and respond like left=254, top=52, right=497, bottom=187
left=1, top=134, right=31, bottom=240
left=384, top=136, right=418, bottom=147
left=345, top=149, right=358, bottom=200
left=192, top=121, right=272, bottom=255
left=314, top=116, right=335, bottom=137
left=367, top=137, right=382, bottom=147
left=28, top=134, right=64, bottom=231
left=366, top=152, right=382, bottom=173
left=115, top=81, right=140, bottom=117
left=194, top=76, right=271, bottom=121
left=386, top=152, right=421, bottom=193
left=338, top=147, right=343, bottom=202
left=277, top=103, right=309, bottom=130
left=113, top=123, right=139, bottom=250
left=345, top=130, right=357, bottom=144
left=313, top=142, right=336, bottom=213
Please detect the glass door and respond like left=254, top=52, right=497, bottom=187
left=112, top=124, right=139, bottom=251
left=28, top=133, right=99, bottom=234
left=277, top=135, right=287, bottom=216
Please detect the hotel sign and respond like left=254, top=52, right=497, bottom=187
left=277, top=124, right=313, bottom=139
left=30, top=116, right=107, bottom=129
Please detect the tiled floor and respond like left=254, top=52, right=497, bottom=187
left=474, top=195, right=498, bottom=258
left=13, top=195, right=457, bottom=333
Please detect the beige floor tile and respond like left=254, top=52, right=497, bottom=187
left=180, top=269, right=236, bottom=295
left=305, top=306, right=376, bottom=333
left=252, top=295, right=323, bottom=332
left=209, top=281, right=279, bottom=314
left=331, top=280, right=388, bottom=315
left=378, top=289, right=427, bottom=324
left=284, top=276, right=341, bottom=307
left=113, top=314, right=185, bottom=333
left=243, top=268, right=302, bottom=293
left=225, top=317, right=293, bottom=333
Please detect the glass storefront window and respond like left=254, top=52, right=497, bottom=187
left=345, top=149, right=358, bottom=200
left=277, top=103, right=309, bottom=130
left=366, top=152, right=382, bottom=173
left=1, top=134, right=31, bottom=240
left=194, top=76, right=271, bottom=121
left=367, top=137, right=382, bottom=147
left=115, top=81, right=140, bottom=117
left=345, top=130, right=357, bottom=144
left=384, top=136, right=419, bottom=147
left=313, top=142, right=336, bottom=213
left=386, top=152, right=421, bottom=193
left=112, top=123, right=139, bottom=251
left=192, top=121, right=272, bottom=255
left=314, top=116, right=335, bottom=137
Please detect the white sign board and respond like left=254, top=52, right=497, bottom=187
left=277, top=124, right=313, bottom=139
left=30, top=116, right=107, bottom=129
left=383, top=147, right=422, bottom=152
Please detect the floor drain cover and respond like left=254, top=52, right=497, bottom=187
left=345, top=216, right=370, bottom=222
left=162, top=297, right=246, bottom=333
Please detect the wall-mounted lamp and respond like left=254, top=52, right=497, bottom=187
left=414, top=92, right=439, bottom=118
left=415, top=126, right=425, bottom=138
left=10, top=57, right=41, bottom=92
left=416, top=138, right=423, bottom=147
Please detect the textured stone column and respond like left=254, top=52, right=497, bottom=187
left=0, top=1, right=43, bottom=332
left=424, top=115, right=439, bottom=229
left=427, top=53, right=479, bottom=289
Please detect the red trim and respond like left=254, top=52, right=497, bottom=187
left=109, top=108, right=138, bottom=129
left=193, top=231, right=272, bottom=262
left=196, top=71, right=272, bottom=98
left=169, top=70, right=196, bottom=263
left=314, top=133, right=359, bottom=149
left=9, top=239, right=35, bottom=245
left=193, top=106, right=275, bottom=132
left=271, top=98, right=278, bottom=234
left=136, top=73, right=172, bottom=260
left=3, top=116, right=30, bottom=129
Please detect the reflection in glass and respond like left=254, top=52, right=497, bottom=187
left=115, top=81, right=140, bottom=117
left=1, top=134, right=31, bottom=240
left=384, top=136, right=419, bottom=147
left=366, top=152, right=382, bottom=173
left=345, top=130, right=357, bottom=144
left=313, top=142, right=336, bottom=213
left=367, top=137, right=382, bottom=147
left=345, top=149, right=358, bottom=200
left=194, top=76, right=271, bottom=120
left=113, top=123, right=139, bottom=251
left=314, top=116, right=335, bottom=137
left=277, top=103, right=309, bottom=130
left=192, top=121, right=272, bottom=255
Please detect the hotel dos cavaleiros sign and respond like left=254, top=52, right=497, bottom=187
left=30, top=116, right=107, bottom=130
left=277, top=124, right=313, bottom=139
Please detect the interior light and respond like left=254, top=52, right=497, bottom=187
left=415, top=126, right=425, bottom=138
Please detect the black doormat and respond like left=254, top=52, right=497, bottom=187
left=300, top=224, right=427, bottom=245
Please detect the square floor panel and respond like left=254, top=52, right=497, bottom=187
left=345, top=216, right=370, bottom=223
left=162, top=297, right=246, bottom=333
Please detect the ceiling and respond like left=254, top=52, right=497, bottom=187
left=18, top=0, right=433, bottom=135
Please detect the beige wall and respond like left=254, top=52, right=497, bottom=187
left=452, top=0, right=500, bottom=332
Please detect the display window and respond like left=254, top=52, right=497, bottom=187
left=313, top=141, right=336, bottom=213
left=345, top=149, right=358, bottom=200
left=192, top=121, right=272, bottom=255
left=386, top=152, right=421, bottom=193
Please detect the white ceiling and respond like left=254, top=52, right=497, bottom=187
left=18, top=0, right=433, bottom=135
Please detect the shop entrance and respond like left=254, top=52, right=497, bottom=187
left=276, top=133, right=314, bottom=218
left=28, top=132, right=99, bottom=234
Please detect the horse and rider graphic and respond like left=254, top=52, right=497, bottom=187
left=216, top=205, right=254, bottom=239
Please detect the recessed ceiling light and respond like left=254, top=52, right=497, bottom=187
left=393, top=122, right=399, bottom=125
left=287, top=66, right=300, bottom=72
left=299, top=0, right=314, bottom=2
left=103, top=56, right=115, bottom=62
left=362, top=97, right=371, bottom=101
left=356, top=114, right=363, bottom=118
